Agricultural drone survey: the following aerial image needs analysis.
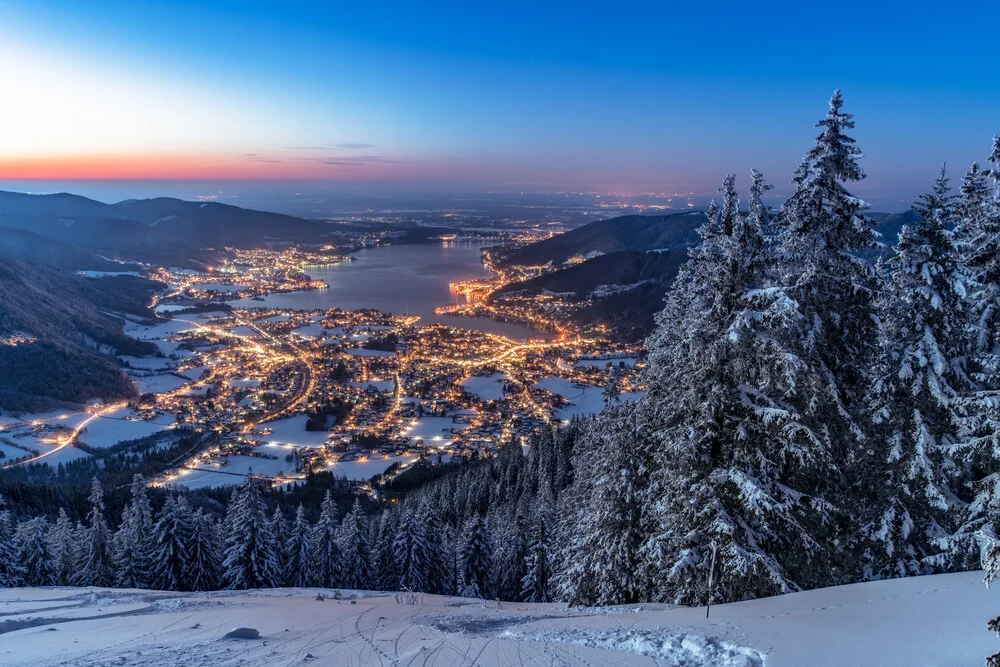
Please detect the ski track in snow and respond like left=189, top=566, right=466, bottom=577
left=0, top=571, right=997, bottom=666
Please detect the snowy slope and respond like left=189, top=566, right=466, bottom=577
left=0, top=572, right=995, bottom=666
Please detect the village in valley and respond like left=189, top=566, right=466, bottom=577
left=0, top=238, right=646, bottom=495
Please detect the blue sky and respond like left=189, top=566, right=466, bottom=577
left=0, top=0, right=997, bottom=206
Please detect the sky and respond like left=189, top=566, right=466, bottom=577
left=0, top=0, right=997, bottom=207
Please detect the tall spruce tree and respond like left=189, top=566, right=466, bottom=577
left=956, top=162, right=999, bottom=371
left=459, top=515, right=492, bottom=598
left=393, top=506, right=430, bottom=592
left=558, top=407, right=650, bottom=605
left=945, top=147, right=1000, bottom=568
left=0, top=505, right=25, bottom=587
left=48, top=508, right=76, bottom=586
left=337, top=498, right=371, bottom=590
left=639, top=170, right=839, bottom=604
left=77, top=478, right=114, bottom=587
left=187, top=508, right=221, bottom=591
left=867, top=167, right=972, bottom=576
left=270, top=506, right=289, bottom=586
left=310, top=490, right=341, bottom=588
left=151, top=496, right=194, bottom=591
left=521, top=492, right=553, bottom=603
left=16, top=517, right=55, bottom=587
left=222, top=474, right=281, bottom=589
left=758, top=91, right=881, bottom=583
left=114, top=475, right=154, bottom=589
left=373, top=510, right=399, bottom=590
left=285, top=504, right=313, bottom=587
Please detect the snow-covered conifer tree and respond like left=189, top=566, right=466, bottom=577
left=284, top=504, right=313, bottom=587
left=420, top=499, right=445, bottom=593
left=459, top=515, right=492, bottom=598
left=557, top=406, right=650, bottom=605
left=114, top=475, right=154, bottom=589
left=771, top=90, right=880, bottom=468
left=955, top=161, right=999, bottom=372
left=0, top=504, right=25, bottom=587
left=151, top=496, right=194, bottom=591
left=637, top=155, right=867, bottom=603
left=15, top=517, right=55, bottom=586
left=495, top=511, right=528, bottom=601
left=521, top=509, right=552, bottom=602
left=373, top=510, right=398, bottom=590
left=441, top=522, right=461, bottom=596
left=337, top=498, right=371, bottom=590
left=77, top=478, right=114, bottom=587
left=867, top=167, right=972, bottom=576
left=602, top=367, right=621, bottom=404
left=943, top=146, right=1000, bottom=568
left=222, top=473, right=281, bottom=589
left=736, top=92, right=882, bottom=584
left=310, top=490, right=341, bottom=588
left=48, top=508, right=76, bottom=586
left=393, top=506, right=429, bottom=592
left=270, top=506, right=288, bottom=586
left=187, top=508, right=221, bottom=591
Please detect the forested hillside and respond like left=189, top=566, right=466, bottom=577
left=494, top=250, right=686, bottom=339
left=0, top=259, right=160, bottom=410
left=496, top=211, right=703, bottom=267
left=0, top=226, right=134, bottom=271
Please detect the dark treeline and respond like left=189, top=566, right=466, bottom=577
left=0, top=425, right=578, bottom=597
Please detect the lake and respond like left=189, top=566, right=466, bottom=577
left=229, top=241, right=545, bottom=340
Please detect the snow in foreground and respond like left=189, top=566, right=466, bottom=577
left=0, top=571, right=994, bottom=666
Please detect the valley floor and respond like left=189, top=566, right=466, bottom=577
left=0, top=571, right=994, bottom=666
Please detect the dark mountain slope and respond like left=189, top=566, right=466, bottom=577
left=0, top=190, right=337, bottom=266
left=109, top=197, right=334, bottom=245
left=0, top=226, right=131, bottom=271
left=0, top=258, right=160, bottom=411
left=0, top=191, right=112, bottom=218
left=870, top=210, right=921, bottom=252
left=492, top=250, right=686, bottom=342
left=499, top=211, right=703, bottom=267
left=494, top=250, right=684, bottom=297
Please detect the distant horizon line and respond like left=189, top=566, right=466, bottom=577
left=0, top=179, right=915, bottom=203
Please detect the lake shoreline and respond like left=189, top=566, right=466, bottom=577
left=226, top=242, right=550, bottom=341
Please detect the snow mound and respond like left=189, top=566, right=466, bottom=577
left=504, top=628, right=763, bottom=666
left=223, top=627, right=260, bottom=640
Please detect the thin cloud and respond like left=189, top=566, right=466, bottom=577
left=314, top=155, right=401, bottom=167
left=286, top=143, right=376, bottom=150
left=242, top=153, right=285, bottom=163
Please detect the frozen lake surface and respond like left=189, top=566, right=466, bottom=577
left=229, top=242, right=546, bottom=340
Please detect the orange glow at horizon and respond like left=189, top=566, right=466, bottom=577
left=0, top=153, right=417, bottom=181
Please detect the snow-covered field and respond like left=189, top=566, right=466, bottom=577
left=255, top=415, right=331, bottom=448
left=401, top=417, right=469, bottom=445
left=325, top=452, right=420, bottom=479
left=532, top=378, right=645, bottom=420
left=461, top=373, right=508, bottom=401
left=172, top=448, right=295, bottom=490
left=76, top=407, right=175, bottom=448
left=0, top=572, right=994, bottom=666
left=133, top=374, right=189, bottom=394
left=291, top=320, right=328, bottom=337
